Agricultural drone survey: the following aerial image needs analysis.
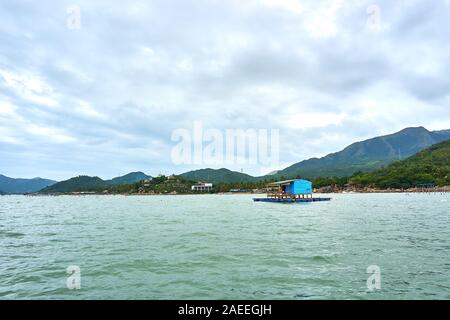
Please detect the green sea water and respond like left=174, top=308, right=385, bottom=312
left=0, top=193, right=449, bottom=299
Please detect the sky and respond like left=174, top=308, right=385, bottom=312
left=1, top=0, right=450, bottom=180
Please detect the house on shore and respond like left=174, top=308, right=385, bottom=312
left=191, top=182, right=213, bottom=192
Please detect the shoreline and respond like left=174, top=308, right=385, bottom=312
left=13, top=188, right=450, bottom=196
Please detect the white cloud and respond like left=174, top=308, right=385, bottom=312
left=0, top=0, right=449, bottom=179
left=74, top=100, right=107, bottom=120
left=26, top=124, right=76, bottom=144
left=0, top=69, right=59, bottom=107
left=303, top=0, right=344, bottom=38
left=259, top=0, right=304, bottom=14
left=0, top=100, right=20, bottom=118
left=285, top=113, right=345, bottom=129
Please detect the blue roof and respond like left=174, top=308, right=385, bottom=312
left=268, top=179, right=311, bottom=185
left=268, top=179, right=313, bottom=195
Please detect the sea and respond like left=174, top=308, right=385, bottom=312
left=0, top=193, right=449, bottom=299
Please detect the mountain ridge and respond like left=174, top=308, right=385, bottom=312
left=38, top=172, right=152, bottom=193
left=0, top=175, right=57, bottom=194
left=268, top=126, right=450, bottom=179
left=350, top=139, right=450, bottom=188
left=5, top=127, right=450, bottom=191
left=109, top=172, right=152, bottom=185
left=179, top=127, right=450, bottom=182
left=180, top=168, right=257, bottom=184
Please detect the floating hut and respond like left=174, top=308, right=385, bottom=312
left=253, top=179, right=331, bottom=203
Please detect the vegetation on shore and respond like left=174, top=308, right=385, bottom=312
left=3, top=127, right=449, bottom=194
left=182, top=127, right=450, bottom=181
left=166, top=139, right=450, bottom=193
left=36, top=139, right=450, bottom=195
left=349, top=139, right=450, bottom=189
left=40, top=172, right=151, bottom=194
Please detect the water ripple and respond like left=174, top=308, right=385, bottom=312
left=0, top=193, right=449, bottom=299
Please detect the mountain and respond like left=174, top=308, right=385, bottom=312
left=178, top=127, right=450, bottom=183
left=274, top=127, right=450, bottom=179
left=40, top=172, right=152, bottom=193
left=109, top=172, right=152, bottom=185
left=350, top=139, right=450, bottom=188
left=180, top=168, right=257, bottom=184
left=0, top=175, right=57, bottom=194
left=40, top=176, right=107, bottom=193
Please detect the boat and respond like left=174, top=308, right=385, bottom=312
left=253, top=179, right=331, bottom=203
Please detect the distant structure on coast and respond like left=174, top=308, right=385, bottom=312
left=253, top=179, right=331, bottom=203
left=230, top=188, right=249, bottom=193
left=415, top=183, right=435, bottom=189
left=191, top=182, right=213, bottom=192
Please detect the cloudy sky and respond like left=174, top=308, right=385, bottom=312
left=1, top=0, right=449, bottom=180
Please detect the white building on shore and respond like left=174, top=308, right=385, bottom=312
left=191, top=182, right=213, bottom=192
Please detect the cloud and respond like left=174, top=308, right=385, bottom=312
left=0, top=0, right=449, bottom=179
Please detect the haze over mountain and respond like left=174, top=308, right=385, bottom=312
left=0, top=175, right=57, bottom=194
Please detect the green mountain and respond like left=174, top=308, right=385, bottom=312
left=350, top=139, right=450, bottom=188
left=40, top=176, right=107, bottom=193
left=0, top=175, right=57, bottom=194
left=8, top=127, right=450, bottom=191
left=109, top=172, right=152, bottom=185
left=180, top=168, right=257, bottom=184
left=274, top=127, right=450, bottom=179
left=178, top=127, right=450, bottom=183
left=40, top=172, right=152, bottom=193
